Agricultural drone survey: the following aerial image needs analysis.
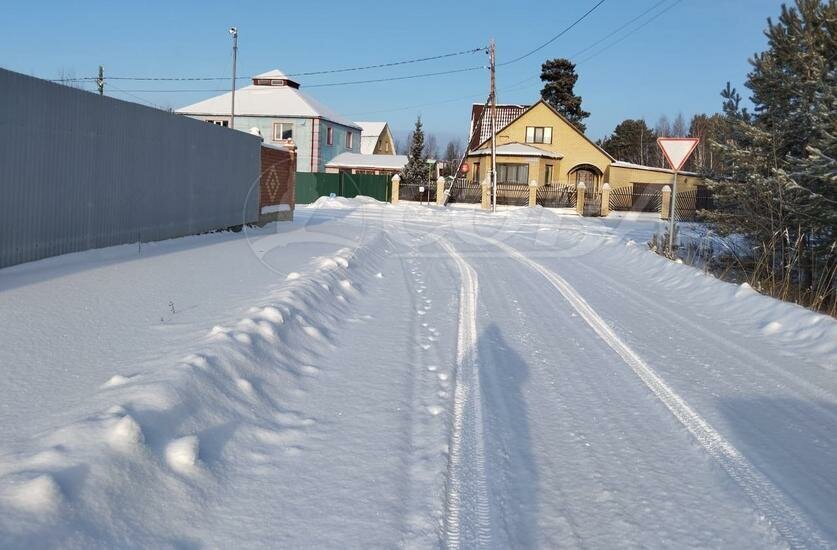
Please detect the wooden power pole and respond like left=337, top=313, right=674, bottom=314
left=489, top=38, right=497, bottom=213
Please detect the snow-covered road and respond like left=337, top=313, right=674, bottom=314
left=1, top=198, right=835, bottom=548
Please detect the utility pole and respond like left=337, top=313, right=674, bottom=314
left=488, top=38, right=497, bottom=213
left=229, top=27, right=238, bottom=130
left=97, top=65, right=104, bottom=96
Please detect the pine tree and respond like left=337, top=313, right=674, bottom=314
left=600, top=119, right=657, bottom=165
left=402, top=116, right=428, bottom=186
left=539, top=58, right=590, bottom=132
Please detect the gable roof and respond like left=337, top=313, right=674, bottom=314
left=176, top=69, right=360, bottom=130
left=355, top=121, right=393, bottom=155
left=472, top=99, right=616, bottom=162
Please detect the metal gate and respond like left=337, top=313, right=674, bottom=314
left=399, top=183, right=436, bottom=203
left=583, top=192, right=602, bottom=216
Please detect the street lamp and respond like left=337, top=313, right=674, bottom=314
left=229, top=27, right=238, bottom=130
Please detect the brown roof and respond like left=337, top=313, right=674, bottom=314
left=467, top=103, right=528, bottom=152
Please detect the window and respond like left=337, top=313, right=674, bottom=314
left=273, top=122, right=293, bottom=141
left=473, top=162, right=480, bottom=183
left=207, top=119, right=228, bottom=127
left=525, top=126, right=553, bottom=144
left=545, top=164, right=553, bottom=185
left=346, top=131, right=353, bottom=149
left=327, top=127, right=334, bottom=146
left=497, top=163, right=529, bottom=184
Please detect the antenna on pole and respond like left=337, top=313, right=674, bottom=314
left=97, top=65, right=104, bottom=96
left=489, top=38, right=497, bottom=213
left=229, top=27, right=238, bottom=130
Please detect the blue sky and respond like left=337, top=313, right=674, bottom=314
left=3, top=0, right=784, bottom=145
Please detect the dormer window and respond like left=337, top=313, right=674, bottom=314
left=251, top=74, right=301, bottom=88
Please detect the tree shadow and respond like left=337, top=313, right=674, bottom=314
left=475, top=323, right=539, bottom=547
left=717, top=396, right=837, bottom=541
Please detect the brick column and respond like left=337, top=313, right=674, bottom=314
left=661, top=184, right=671, bottom=219
left=528, top=179, right=538, bottom=207
left=436, top=176, right=446, bottom=206
left=576, top=182, right=586, bottom=215
left=601, top=182, right=611, bottom=216
left=391, top=174, right=401, bottom=205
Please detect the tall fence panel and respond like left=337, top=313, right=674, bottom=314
left=295, top=172, right=341, bottom=204
left=294, top=172, right=390, bottom=203
left=342, top=173, right=391, bottom=202
left=0, top=68, right=262, bottom=269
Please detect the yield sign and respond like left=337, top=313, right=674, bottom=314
left=657, top=137, right=700, bottom=171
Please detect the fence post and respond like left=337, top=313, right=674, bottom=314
left=481, top=177, right=491, bottom=210
left=661, top=184, right=671, bottom=219
left=391, top=174, right=400, bottom=205
left=528, top=179, right=538, bottom=207
left=576, top=182, right=586, bottom=215
left=436, top=176, right=445, bottom=206
left=601, top=182, right=611, bottom=216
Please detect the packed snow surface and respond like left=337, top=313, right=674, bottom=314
left=1, top=198, right=835, bottom=548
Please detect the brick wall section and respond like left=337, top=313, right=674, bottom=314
left=260, top=144, right=296, bottom=222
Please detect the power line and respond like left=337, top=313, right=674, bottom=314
left=569, top=0, right=669, bottom=59
left=498, top=0, right=609, bottom=66
left=305, top=66, right=484, bottom=88
left=575, top=0, right=685, bottom=65
left=51, top=46, right=487, bottom=83
left=96, top=65, right=485, bottom=92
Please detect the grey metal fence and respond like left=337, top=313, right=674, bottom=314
left=0, top=68, right=262, bottom=269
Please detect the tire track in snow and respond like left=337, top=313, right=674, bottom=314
left=437, top=237, right=492, bottom=549
left=571, top=259, right=837, bottom=414
left=476, top=235, right=830, bottom=550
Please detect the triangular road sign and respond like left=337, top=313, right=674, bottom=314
left=657, top=137, right=700, bottom=171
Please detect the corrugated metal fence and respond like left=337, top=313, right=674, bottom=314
left=0, top=68, right=262, bottom=269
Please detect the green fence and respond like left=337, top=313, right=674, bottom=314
left=295, top=172, right=391, bottom=204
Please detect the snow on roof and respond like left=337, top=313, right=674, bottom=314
left=470, top=142, right=563, bottom=159
left=253, top=69, right=291, bottom=79
left=176, top=70, right=360, bottom=130
left=355, top=121, right=387, bottom=138
left=611, top=160, right=698, bottom=176
left=354, top=122, right=391, bottom=155
left=325, top=153, right=407, bottom=170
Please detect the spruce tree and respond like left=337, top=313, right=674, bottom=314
left=402, top=116, right=428, bottom=186
left=539, top=58, right=590, bottom=132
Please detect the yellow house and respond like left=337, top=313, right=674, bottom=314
left=465, top=100, right=704, bottom=196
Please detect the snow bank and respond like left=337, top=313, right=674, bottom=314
left=307, top=195, right=388, bottom=209
left=0, top=227, right=390, bottom=546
